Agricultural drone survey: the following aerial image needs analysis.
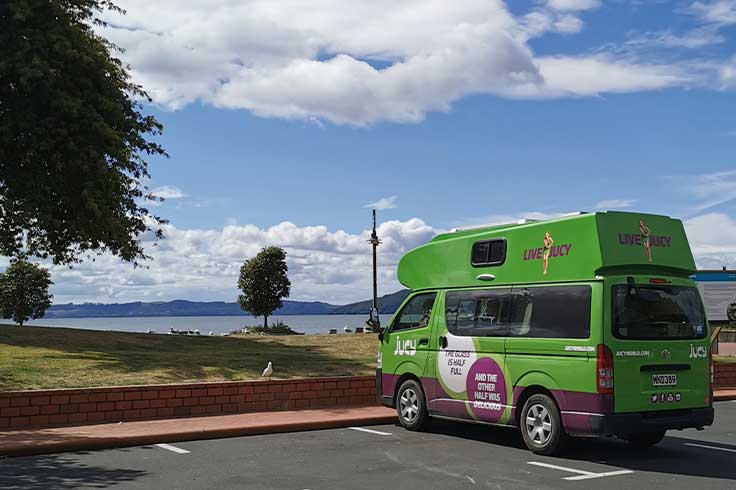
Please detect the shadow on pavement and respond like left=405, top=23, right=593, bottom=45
left=415, top=419, right=736, bottom=482
left=0, top=449, right=148, bottom=490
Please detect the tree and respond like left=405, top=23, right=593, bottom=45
left=0, top=0, right=167, bottom=266
left=238, top=247, right=291, bottom=329
left=0, top=259, right=53, bottom=326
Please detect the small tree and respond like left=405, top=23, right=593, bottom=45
left=237, top=247, right=291, bottom=329
left=0, top=259, right=53, bottom=326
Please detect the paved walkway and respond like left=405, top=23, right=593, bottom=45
left=2, top=390, right=735, bottom=458
left=0, top=406, right=396, bottom=457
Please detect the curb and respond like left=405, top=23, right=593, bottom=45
left=0, top=412, right=398, bottom=458
left=714, top=391, right=736, bottom=402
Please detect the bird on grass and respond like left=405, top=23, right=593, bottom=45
left=261, top=361, right=273, bottom=381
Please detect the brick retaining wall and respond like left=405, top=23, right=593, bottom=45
left=2, top=366, right=733, bottom=431
left=714, top=363, right=736, bottom=389
left=0, top=376, right=376, bottom=430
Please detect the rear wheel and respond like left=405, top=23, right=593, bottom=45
left=396, top=379, right=429, bottom=431
left=520, top=394, right=566, bottom=455
left=620, top=430, right=666, bottom=448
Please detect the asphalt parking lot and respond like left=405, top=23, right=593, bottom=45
left=1, top=401, right=734, bottom=490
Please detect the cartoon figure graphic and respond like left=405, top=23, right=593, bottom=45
left=543, top=231, right=553, bottom=275
left=639, top=219, right=652, bottom=262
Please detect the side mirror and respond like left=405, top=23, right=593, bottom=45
left=377, top=331, right=384, bottom=342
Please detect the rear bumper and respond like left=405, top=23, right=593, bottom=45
left=589, top=407, right=714, bottom=435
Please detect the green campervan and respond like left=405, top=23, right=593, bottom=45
left=376, top=211, right=714, bottom=455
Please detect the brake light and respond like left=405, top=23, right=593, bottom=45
left=597, top=344, right=614, bottom=394
left=649, top=278, right=670, bottom=284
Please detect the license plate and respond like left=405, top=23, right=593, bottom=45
left=652, top=374, right=677, bottom=387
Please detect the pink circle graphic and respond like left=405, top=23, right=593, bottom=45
left=466, top=357, right=506, bottom=422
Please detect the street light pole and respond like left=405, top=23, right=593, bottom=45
left=368, top=209, right=382, bottom=332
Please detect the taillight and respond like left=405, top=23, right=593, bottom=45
left=597, top=344, right=614, bottom=394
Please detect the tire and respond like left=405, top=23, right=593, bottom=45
left=520, top=394, right=566, bottom=455
left=396, top=379, right=429, bottom=431
left=620, top=431, right=666, bottom=448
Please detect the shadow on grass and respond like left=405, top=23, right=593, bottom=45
left=0, top=450, right=148, bottom=489
left=0, top=325, right=376, bottom=389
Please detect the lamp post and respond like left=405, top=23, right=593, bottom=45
left=368, top=209, right=382, bottom=332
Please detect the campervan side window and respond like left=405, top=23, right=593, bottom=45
left=391, top=293, right=437, bottom=332
left=471, top=239, right=506, bottom=267
left=508, top=285, right=591, bottom=339
left=445, top=289, right=512, bottom=337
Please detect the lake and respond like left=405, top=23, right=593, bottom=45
left=0, top=315, right=373, bottom=335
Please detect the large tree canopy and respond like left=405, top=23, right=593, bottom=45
left=0, top=0, right=167, bottom=265
left=238, top=246, right=291, bottom=329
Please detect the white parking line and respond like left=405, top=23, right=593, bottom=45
left=348, top=427, right=393, bottom=436
left=684, top=442, right=736, bottom=453
left=564, top=470, right=635, bottom=481
left=527, top=461, right=633, bottom=481
left=156, top=443, right=190, bottom=454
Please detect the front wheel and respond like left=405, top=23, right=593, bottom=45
left=520, top=394, right=566, bottom=455
left=396, top=379, right=429, bottom=431
left=620, top=431, right=666, bottom=448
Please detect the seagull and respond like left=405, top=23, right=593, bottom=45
left=261, top=361, right=273, bottom=381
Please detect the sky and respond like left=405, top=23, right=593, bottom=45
left=9, top=0, right=736, bottom=305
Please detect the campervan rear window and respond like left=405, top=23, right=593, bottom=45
left=612, top=285, right=706, bottom=340
left=445, top=285, right=591, bottom=339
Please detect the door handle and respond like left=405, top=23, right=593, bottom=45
left=439, top=335, right=448, bottom=349
left=418, top=337, right=429, bottom=346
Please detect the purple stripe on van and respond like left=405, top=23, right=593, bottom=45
left=511, top=386, right=612, bottom=414
left=381, top=373, right=610, bottom=434
left=561, top=412, right=594, bottom=435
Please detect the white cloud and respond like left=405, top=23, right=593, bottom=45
left=682, top=169, right=736, bottom=212
left=44, top=218, right=438, bottom=305
left=624, top=27, right=724, bottom=50
left=150, top=185, right=186, bottom=199
left=684, top=213, right=736, bottom=269
left=90, top=0, right=726, bottom=125
left=595, top=199, right=637, bottom=210
left=689, top=0, right=736, bottom=25
left=535, top=55, right=689, bottom=96
left=24, top=210, right=736, bottom=304
left=364, top=196, right=398, bottom=210
left=545, top=0, right=601, bottom=12
left=717, top=55, right=736, bottom=89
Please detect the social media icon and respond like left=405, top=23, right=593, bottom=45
left=675, top=393, right=681, bottom=401
left=651, top=394, right=658, bottom=403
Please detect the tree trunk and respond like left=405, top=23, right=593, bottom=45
left=263, top=315, right=268, bottom=329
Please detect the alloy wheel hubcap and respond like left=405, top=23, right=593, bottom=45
left=525, top=403, right=552, bottom=445
left=400, top=387, right=419, bottom=423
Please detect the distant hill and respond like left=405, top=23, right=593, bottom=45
left=330, top=289, right=410, bottom=315
left=45, top=290, right=410, bottom=318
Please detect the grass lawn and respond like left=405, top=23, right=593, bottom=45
left=0, top=325, right=378, bottom=391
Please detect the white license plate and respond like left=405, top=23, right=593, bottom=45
left=652, top=374, right=677, bottom=387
